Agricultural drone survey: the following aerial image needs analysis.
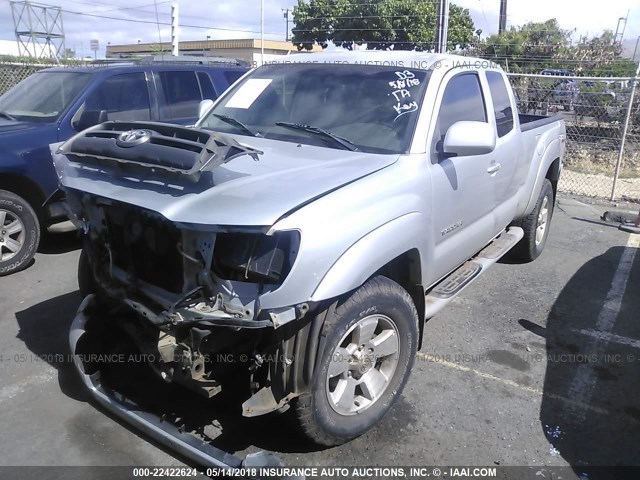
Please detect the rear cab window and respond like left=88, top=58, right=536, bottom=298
left=486, top=71, right=514, bottom=138
left=197, top=72, right=217, bottom=102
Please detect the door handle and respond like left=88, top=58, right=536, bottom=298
left=487, top=163, right=502, bottom=174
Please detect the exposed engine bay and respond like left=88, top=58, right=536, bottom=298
left=56, top=122, right=320, bottom=416
left=72, top=192, right=312, bottom=414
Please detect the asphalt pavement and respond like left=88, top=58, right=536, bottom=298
left=0, top=196, right=639, bottom=479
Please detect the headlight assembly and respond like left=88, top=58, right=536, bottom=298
left=212, top=231, right=300, bottom=284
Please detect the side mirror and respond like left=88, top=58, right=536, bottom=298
left=198, top=99, right=215, bottom=119
left=73, top=109, right=108, bottom=131
left=443, top=121, right=496, bottom=156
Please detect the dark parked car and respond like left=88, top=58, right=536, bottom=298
left=0, top=62, right=248, bottom=275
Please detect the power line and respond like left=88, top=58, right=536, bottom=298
left=63, top=0, right=170, bottom=15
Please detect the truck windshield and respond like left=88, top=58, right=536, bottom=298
left=199, top=63, right=429, bottom=154
left=0, top=71, right=92, bottom=122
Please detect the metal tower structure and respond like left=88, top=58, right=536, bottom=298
left=10, top=1, right=66, bottom=61
left=613, top=13, right=628, bottom=45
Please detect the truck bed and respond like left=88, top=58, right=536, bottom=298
left=519, top=113, right=562, bottom=132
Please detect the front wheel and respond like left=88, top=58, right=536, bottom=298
left=293, top=276, right=419, bottom=446
left=510, top=179, right=555, bottom=262
left=0, top=189, right=40, bottom=276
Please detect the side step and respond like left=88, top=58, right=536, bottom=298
left=425, top=227, right=524, bottom=319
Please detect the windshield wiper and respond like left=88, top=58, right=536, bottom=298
left=211, top=114, right=258, bottom=137
left=275, top=122, right=359, bottom=151
left=0, top=111, right=17, bottom=121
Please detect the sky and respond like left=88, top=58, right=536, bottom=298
left=0, top=0, right=638, bottom=58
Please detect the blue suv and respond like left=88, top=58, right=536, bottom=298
left=0, top=62, right=248, bottom=275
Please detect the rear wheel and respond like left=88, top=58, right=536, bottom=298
left=510, top=179, right=554, bottom=262
left=293, top=276, right=418, bottom=446
left=0, top=189, right=40, bottom=276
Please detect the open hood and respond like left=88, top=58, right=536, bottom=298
left=52, top=122, right=398, bottom=227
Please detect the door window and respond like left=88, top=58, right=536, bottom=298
left=80, top=73, right=151, bottom=122
left=431, top=73, right=486, bottom=159
left=159, top=71, right=202, bottom=120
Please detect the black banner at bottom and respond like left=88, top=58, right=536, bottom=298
left=0, top=466, right=638, bottom=480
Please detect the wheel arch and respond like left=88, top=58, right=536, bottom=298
left=310, top=212, right=424, bottom=303
left=0, top=174, right=47, bottom=222
left=520, top=139, right=563, bottom=218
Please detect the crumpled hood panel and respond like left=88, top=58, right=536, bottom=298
left=52, top=136, right=399, bottom=227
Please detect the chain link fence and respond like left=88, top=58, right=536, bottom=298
left=508, top=73, right=640, bottom=203
left=0, top=63, right=46, bottom=95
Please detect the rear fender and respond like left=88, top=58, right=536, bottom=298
left=521, top=138, right=563, bottom=216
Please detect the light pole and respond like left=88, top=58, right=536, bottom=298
left=282, top=8, right=290, bottom=42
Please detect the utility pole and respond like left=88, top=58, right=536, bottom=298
left=171, top=2, right=179, bottom=56
left=434, top=0, right=449, bottom=53
left=260, top=0, right=264, bottom=66
left=282, top=8, right=290, bottom=42
left=498, top=0, right=507, bottom=34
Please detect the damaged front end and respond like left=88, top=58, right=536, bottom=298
left=73, top=192, right=307, bottom=405
left=55, top=122, right=321, bottom=465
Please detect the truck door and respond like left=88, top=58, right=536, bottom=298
left=484, top=71, right=519, bottom=225
left=428, top=70, right=503, bottom=281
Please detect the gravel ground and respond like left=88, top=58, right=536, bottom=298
left=560, top=169, right=640, bottom=202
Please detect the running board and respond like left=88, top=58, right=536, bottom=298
left=425, top=227, right=524, bottom=319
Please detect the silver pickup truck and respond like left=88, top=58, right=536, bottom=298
left=53, top=52, right=565, bottom=466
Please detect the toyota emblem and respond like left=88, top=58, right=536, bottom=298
left=116, top=129, right=153, bottom=147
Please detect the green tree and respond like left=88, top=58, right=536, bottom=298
left=479, top=21, right=637, bottom=77
left=292, top=0, right=476, bottom=51
left=563, top=31, right=637, bottom=76
left=480, top=19, right=571, bottom=73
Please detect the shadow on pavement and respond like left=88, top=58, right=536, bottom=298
left=539, top=245, right=640, bottom=473
left=38, top=230, right=82, bottom=255
left=14, top=290, right=87, bottom=402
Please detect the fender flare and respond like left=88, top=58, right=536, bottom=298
left=522, top=138, right=562, bottom=216
left=310, top=212, right=423, bottom=302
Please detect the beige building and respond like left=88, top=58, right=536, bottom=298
left=106, top=38, right=322, bottom=66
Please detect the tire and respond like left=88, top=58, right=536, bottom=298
left=0, top=189, right=40, bottom=276
left=293, top=275, right=419, bottom=446
left=78, top=248, right=98, bottom=298
left=510, top=179, right=555, bottom=262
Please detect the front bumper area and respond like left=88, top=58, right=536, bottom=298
left=69, top=294, right=284, bottom=471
